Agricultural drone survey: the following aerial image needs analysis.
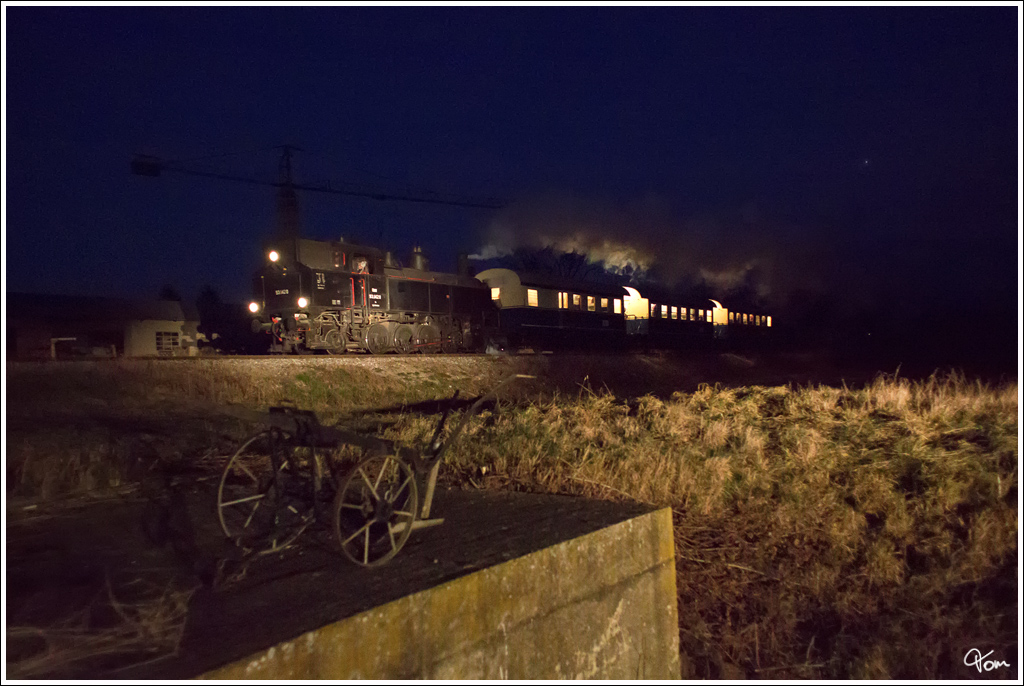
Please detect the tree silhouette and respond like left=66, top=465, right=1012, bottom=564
left=494, top=247, right=610, bottom=284
left=195, top=285, right=223, bottom=341
left=193, top=285, right=269, bottom=355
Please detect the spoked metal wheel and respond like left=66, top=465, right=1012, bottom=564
left=332, top=452, right=419, bottom=567
left=217, top=430, right=322, bottom=554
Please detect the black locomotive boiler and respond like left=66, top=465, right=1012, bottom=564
left=248, top=238, right=492, bottom=354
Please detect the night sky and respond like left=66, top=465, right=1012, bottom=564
left=4, top=5, right=1020, bottom=345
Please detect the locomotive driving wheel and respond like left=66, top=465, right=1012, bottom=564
left=415, top=323, right=441, bottom=353
left=364, top=323, right=391, bottom=355
left=324, top=326, right=348, bottom=355
left=332, top=451, right=419, bottom=567
left=217, top=430, right=322, bottom=555
left=392, top=324, right=415, bottom=355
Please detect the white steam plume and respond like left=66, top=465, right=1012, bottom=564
left=471, top=194, right=835, bottom=309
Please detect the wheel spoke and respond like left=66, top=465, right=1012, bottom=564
left=388, top=474, right=414, bottom=504
left=342, top=521, right=371, bottom=547
left=241, top=501, right=262, bottom=530
left=235, top=460, right=259, bottom=484
left=221, top=492, right=266, bottom=507
left=358, top=467, right=380, bottom=501
left=373, top=457, right=387, bottom=492
left=363, top=527, right=371, bottom=565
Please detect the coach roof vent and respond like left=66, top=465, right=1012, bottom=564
left=410, top=246, right=430, bottom=272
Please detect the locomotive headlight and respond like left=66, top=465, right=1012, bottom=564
left=248, top=301, right=260, bottom=313
left=297, top=297, right=308, bottom=308
left=268, top=250, right=280, bottom=262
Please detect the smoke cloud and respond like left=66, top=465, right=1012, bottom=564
left=472, top=193, right=838, bottom=311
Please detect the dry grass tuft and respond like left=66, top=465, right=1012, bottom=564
left=6, top=579, right=195, bottom=679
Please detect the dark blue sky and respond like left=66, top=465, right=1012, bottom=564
left=4, top=6, right=1019, bottom=321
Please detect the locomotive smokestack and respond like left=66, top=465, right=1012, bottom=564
left=457, top=252, right=473, bottom=277
left=410, top=246, right=429, bottom=271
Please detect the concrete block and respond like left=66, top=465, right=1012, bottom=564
left=201, top=506, right=679, bottom=679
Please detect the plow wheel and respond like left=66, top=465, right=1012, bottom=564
left=392, top=324, right=415, bottom=355
left=332, top=452, right=419, bottom=567
left=364, top=323, right=391, bottom=355
left=217, top=431, right=322, bottom=555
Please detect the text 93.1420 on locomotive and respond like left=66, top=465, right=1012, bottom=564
left=247, top=237, right=774, bottom=355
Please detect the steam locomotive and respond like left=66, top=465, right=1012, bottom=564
left=247, top=237, right=774, bottom=354
left=248, top=237, right=492, bottom=354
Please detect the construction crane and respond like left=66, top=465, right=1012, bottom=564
left=132, top=145, right=506, bottom=243
left=131, top=145, right=506, bottom=209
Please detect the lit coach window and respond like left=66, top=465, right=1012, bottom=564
left=491, top=287, right=501, bottom=301
left=268, top=250, right=280, bottom=262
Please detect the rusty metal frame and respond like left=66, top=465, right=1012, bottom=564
left=217, top=373, right=534, bottom=559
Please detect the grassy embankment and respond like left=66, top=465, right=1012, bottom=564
left=431, top=374, right=1018, bottom=679
left=5, top=357, right=1019, bottom=679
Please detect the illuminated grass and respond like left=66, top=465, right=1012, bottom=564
left=395, top=372, right=1017, bottom=679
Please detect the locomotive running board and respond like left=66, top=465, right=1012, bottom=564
left=391, top=518, right=445, bottom=535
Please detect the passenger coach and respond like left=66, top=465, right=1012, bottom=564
left=474, top=268, right=629, bottom=349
